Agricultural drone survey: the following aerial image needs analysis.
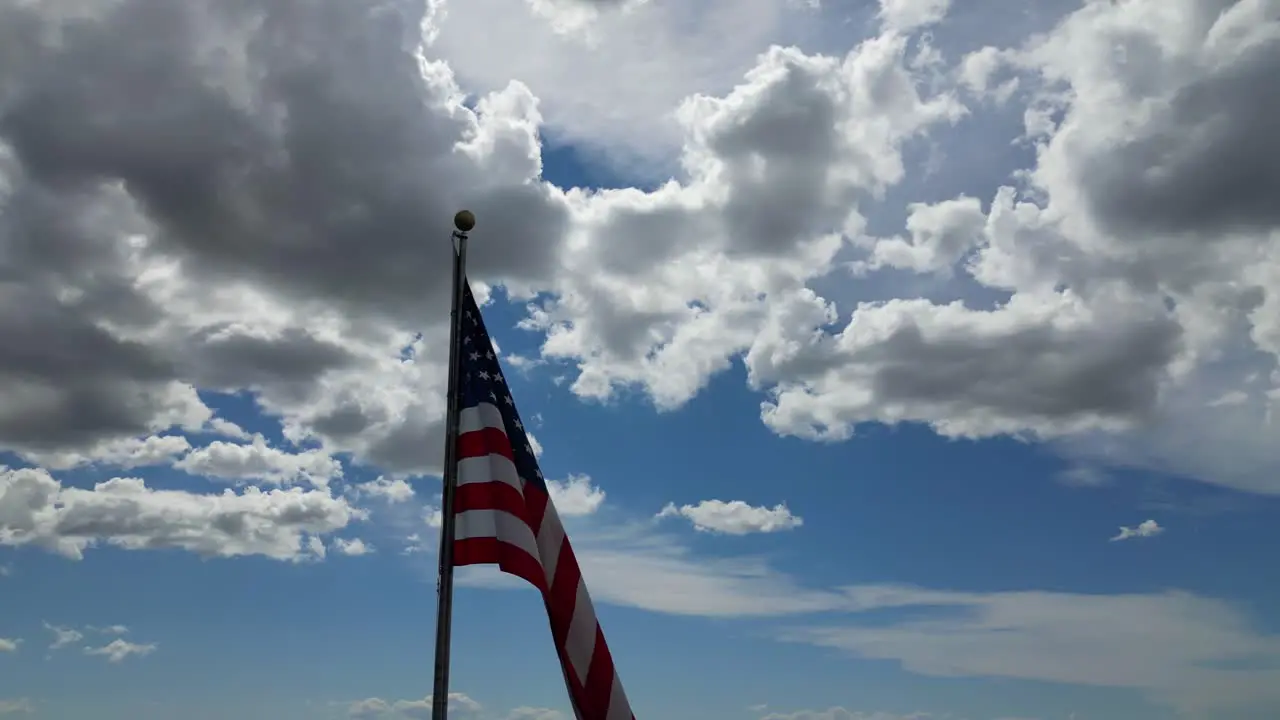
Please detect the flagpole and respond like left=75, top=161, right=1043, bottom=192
left=431, top=209, right=476, bottom=720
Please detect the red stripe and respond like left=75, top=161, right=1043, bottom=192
left=453, top=481, right=528, bottom=523
left=457, top=426, right=513, bottom=461
left=546, top=537, right=583, bottom=649
left=525, top=484, right=550, bottom=536
left=583, top=626, right=617, bottom=718
left=453, top=537, right=546, bottom=592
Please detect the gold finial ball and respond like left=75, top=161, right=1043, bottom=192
left=454, top=209, right=476, bottom=233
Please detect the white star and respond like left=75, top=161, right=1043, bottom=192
left=524, top=442, right=534, bottom=455
left=534, top=469, right=543, bottom=480
left=486, top=350, right=495, bottom=360
left=478, top=370, right=490, bottom=380
left=514, top=419, right=523, bottom=431
left=463, top=336, right=472, bottom=344
left=489, top=391, right=497, bottom=401
left=493, top=372, right=504, bottom=384
left=503, top=394, right=514, bottom=406
left=469, top=351, right=480, bottom=361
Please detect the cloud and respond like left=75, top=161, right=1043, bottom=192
left=0, top=564, right=8, bottom=577
left=174, top=435, right=342, bottom=489
left=1, top=467, right=361, bottom=562
left=876, top=0, right=951, bottom=33
left=0, top=0, right=563, bottom=477
left=459, top=517, right=846, bottom=617
left=761, top=711, right=932, bottom=720
left=42, top=623, right=82, bottom=651
left=1110, top=519, right=1164, bottom=542
left=504, top=709, right=567, bottom=720
left=352, top=477, right=417, bottom=504
left=428, top=0, right=840, bottom=165
left=83, top=638, right=156, bottom=663
left=0, top=700, right=32, bottom=716
left=741, top=0, right=1280, bottom=494
left=545, top=474, right=606, bottom=516
left=348, top=692, right=483, bottom=720
left=0, top=0, right=1272, bottom=547
left=784, top=585, right=1280, bottom=716
left=1055, top=465, right=1109, bottom=488
left=87, top=625, right=130, bottom=635
left=22, top=434, right=192, bottom=471
left=334, top=538, right=375, bottom=556
left=656, top=499, right=803, bottom=534
left=0, top=638, right=18, bottom=653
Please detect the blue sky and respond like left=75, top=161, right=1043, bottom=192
left=3, top=1, right=1280, bottom=720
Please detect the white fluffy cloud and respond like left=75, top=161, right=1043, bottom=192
left=334, top=537, right=375, bottom=556
left=876, top=0, right=951, bottom=33
left=1111, top=519, right=1164, bottom=542
left=0, top=467, right=360, bottom=562
left=23, top=434, right=192, bottom=471
left=349, top=692, right=483, bottom=720
left=352, top=477, right=418, bottom=504
left=545, top=474, right=606, bottom=516
left=657, top=499, right=803, bottom=534
left=174, top=435, right=342, bottom=489
left=0, top=638, right=18, bottom=653
left=2, top=0, right=1269, bottom=501
left=428, top=0, right=837, bottom=164
left=83, top=638, right=156, bottom=663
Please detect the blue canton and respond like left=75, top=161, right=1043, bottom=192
left=457, top=282, right=546, bottom=491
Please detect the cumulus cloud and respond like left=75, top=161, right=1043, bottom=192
left=545, top=474, right=606, bottom=516
left=0, top=638, right=18, bottom=653
left=334, top=537, right=375, bottom=556
left=352, top=477, right=417, bottom=504
left=0, top=0, right=561, bottom=478
left=0, top=0, right=1274, bottom=592
left=657, top=499, right=803, bottom=534
left=876, top=0, right=951, bottom=33
left=22, top=434, right=192, bottom=471
left=83, top=638, right=156, bottom=663
left=1, top=467, right=360, bottom=562
left=173, top=435, right=342, bottom=488
left=1111, top=519, right=1164, bottom=542
left=429, top=0, right=840, bottom=164
left=348, top=692, right=483, bottom=719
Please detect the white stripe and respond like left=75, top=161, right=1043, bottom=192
left=455, top=509, right=540, bottom=563
left=535, top=499, right=566, bottom=586
left=459, top=403, right=505, bottom=434
left=605, top=671, right=632, bottom=720
left=457, top=453, right=522, bottom=495
left=564, top=579, right=599, bottom=683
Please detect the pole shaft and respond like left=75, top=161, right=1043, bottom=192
left=431, top=229, right=469, bottom=720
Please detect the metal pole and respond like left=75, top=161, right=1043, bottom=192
left=431, top=210, right=475, bottom=720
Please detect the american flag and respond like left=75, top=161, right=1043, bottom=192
left=450, top=281, right=635, bottom=720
